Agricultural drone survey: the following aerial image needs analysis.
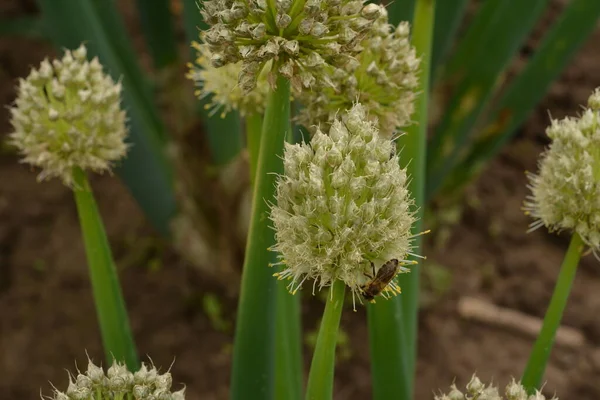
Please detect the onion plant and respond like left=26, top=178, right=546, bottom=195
left=6, top=0, right=600, bottom=399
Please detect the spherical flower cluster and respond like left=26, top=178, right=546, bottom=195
left=8, top=44, right=128, bottom=186
left=524, top=89, right=600, bottom=254
left=186, top=41, right=271, bottom=117
left=297, top=16, right=420, bottom=137
left=48, top=358, right=185, bottom=400
left=270, top=103, right=416, bottom=305
left=200, top=0, right=385, bottom=93
left=435, top=375, right=555, bottom=400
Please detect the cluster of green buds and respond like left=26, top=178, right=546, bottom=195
left=200, top=0, right=384, bottom=93
left=270, top=103, right=416, bottom=307
left=524, top=88, right=600, bottom=254
left=186, top=41, right=271, bottom=117
left=297, top=14, right=420, bottom=136
left=435, top=375, right=555, bottom=400
left=48, top=359, right=185, bottom=400
left=8, top=44, right=128, bottom=186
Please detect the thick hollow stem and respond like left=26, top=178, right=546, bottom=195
left=367, top=1, right=435, bottom=399
left=521, top=232, right=584, bottom=392
left=305, top=280, right=346, bottom=400
left=72, top=167, right=139, bottom=370
left=246, top=112, right=263, bottom=183
left=230, top=74, right=291, bottom=400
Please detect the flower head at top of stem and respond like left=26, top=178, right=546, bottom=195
left=48, top=357, right=185, bottom=400
left=435, top=375, right=557, bottom=400
left=186, top=41, right=271, bottom=117
left=270, top=103, right=419, bottom=308
left=7, top=44, right=128, bottom=187
left=297, top=15, right=420, bottom=137
left=524, top=88, right=600, bottom=256
left=200, top=0, right=385, bottom=93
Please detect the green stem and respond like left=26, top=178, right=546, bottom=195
left=305, top=280, right=346, bottom=400
left=72, top=167, right=139, bottom=370
left=521, top=232, right=584, bottom=392
left=367, top=1, right=435, bottom=399
left=231, top=74, right=291, bottom=400
left=246, top=112, right=263, bottom=183
left=246, top=112, right=303, bottom=400
left=275, top=284, right=303, bottom=400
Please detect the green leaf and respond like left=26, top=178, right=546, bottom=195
left=37, top=0, right=177, bottom=237
left=73, top=168, right=139, bottom=370
left=0, top=16, right=47, bottom=38
left=444, top=0, right=600, bottom=192
left=134, top=0, right=179, bottom=69
left=368, top=1, right=435, bottom=399
left=230, top=75, right=291, bottom=399
left=386, top=0, right=416, bottom=25
left=430, top=0, right=468, bottom=80
left=181, top=0, right=243, bottom=166
left=427, top=0, right=550, bottom=198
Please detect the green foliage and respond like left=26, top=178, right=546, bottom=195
left=134, top=0, right=178, bottom=69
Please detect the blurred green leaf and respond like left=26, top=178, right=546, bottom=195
left=430, top=0, right=468, bottom=80
left=427, top=0, right=550, bottom=198
left=37, top=0, right=177, bottom=236
left=0, top=16, right=47, bottom=38
left=445, top=0, right=600, bottom=192
left=386, top=0, right=416, bottom=25
left=134, top=0, right=178, bottom=69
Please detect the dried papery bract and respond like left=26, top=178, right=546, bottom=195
left=524, top=89, right=600, bottom=255
left=297, top=15, right=420, bottom=137
left=8, top=44, right=128, bottom=186
left=47, top=358, right=185, bottom=400
left=270, top=103, right=418, bottom=307
left=434, top=375, right=556, bottom=400
left=200, top=0, right=384, bottom=93
left=186, top=42, right=271, bottom=118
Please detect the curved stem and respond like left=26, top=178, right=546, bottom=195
left=230, top=74, right=291, bottom=399
left=72, top=167, right=139, bottom=370
left=521, top=232, right=584, bottom=392
left=305, top=280, right=346, bottom=400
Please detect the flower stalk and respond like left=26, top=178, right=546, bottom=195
left=521, top=232, right=584, bottom=392
left=305, top=280, right=346, bottom=400
left=231, top=73, right=291, bottom=399
left=73, top=167, right=139, bottom=370
left=367, top=1, right=435, bottom=398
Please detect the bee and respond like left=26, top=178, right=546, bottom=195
left=360, top=259, right=401, bottom=301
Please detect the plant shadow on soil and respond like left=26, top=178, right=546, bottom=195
left=2, top=1, right=600, bottom=399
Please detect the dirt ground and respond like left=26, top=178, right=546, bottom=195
left=2, top=1, right=600, bottom=399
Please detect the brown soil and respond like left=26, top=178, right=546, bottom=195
left=2, top=1, right=600, bottom=399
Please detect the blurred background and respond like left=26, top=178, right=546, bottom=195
left=1, top=0, right=600, bottom=399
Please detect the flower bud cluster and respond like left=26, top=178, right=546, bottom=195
left=200, top=0, right=385, bottom=93
left=297, top=16, right=420, bottom=137
left=8, top=44, right=128, bottom=186
left=186, top=42, right=270, bottom=117
left=49, top=358, right=185, bottom=400
left=435, top=375, right=556, bottom=400
left=270, top=103, right=416, bottom=304
left=524, top=89, right=600, bottom=253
